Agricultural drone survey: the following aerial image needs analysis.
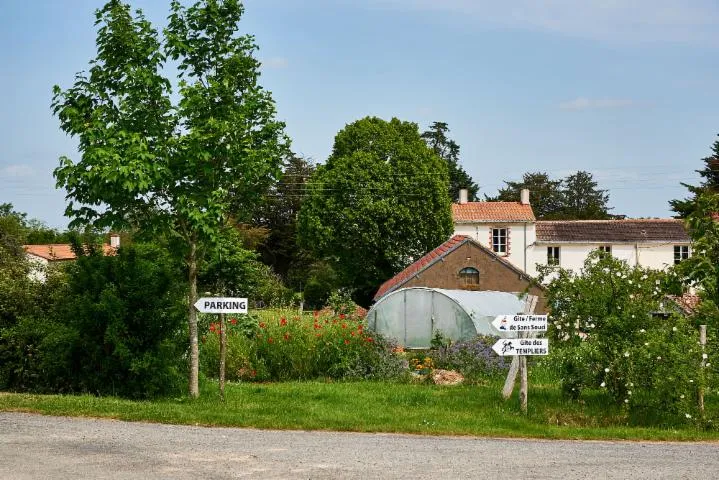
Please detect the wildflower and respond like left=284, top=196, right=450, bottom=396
left=640, top=329, right=645, bottom=333
left=707, top=363, right=712, bottom=367
left=624, top=399, right=629, bottom=403
left=283, top=333, right=290, bottom=341
left=315, top=333, right=322, bottom=338
left=624, top=351, right=630, bottom=357
left=600, top=382, right=606, bottom=388
left=628, top=391, right=632, bottom=395
left=672, top=326, right=677, bottom=332
left=657, top=356, right=662, bottom=360
left=703, top=353, right=708, bottom=359
left=342, top=323, right=347, bottom=329
left=344, top=339, right=350, bottom=345
left=644, top=342, right=649, bottom=346
left=251, top=370, right=256, bottom=377
left=268, top=337, right=274, bottom=343
left=686, top=413, right=692, bottom=419
left=230, top=318, right=237, bottom=325
left=629, top=382, right=634, bottom=387
left=313, top=310, right=319, bottom=318
left=366, top=337, right=374, bottom=342
left=280, top=317, right=287, bottom=326
left=557, top=324, right=563, bottom=330
left=259, top=322, right=266, bottom=329
left=628, top=280, right=633, bottom=284
left=339, top=313, right=346, bottom=320
left=680, top=394, right=685, bottom=399
left=689, top=380, right=694, bottom=383
left=604, top=368, right=610, bottom=372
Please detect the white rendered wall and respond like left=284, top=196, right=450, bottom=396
left=453, top=222, right=535, bottom=273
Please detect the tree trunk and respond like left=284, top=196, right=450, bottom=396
left=188, top=238, right=199, bottom=398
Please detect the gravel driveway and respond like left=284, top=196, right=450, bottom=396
left=1, top=412, right=717, bottom=479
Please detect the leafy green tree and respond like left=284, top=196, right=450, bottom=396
left=486, top=171, right=563, bottom=219
left=298, top=117, right=453, bottom=306
left=0, top=205, right=33, bottom=330
left=670, top=134, right=719, bottom=218
left=674, top=192, right=719, bottom=330
left=52, top=0, right=288, bottom=397
left=421, top=121, right=479, bottom=202
left=254, top=154, right=316, bottom=281
left=560, top=170, right=611, bottom=220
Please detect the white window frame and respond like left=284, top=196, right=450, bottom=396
left=547, top=246, right=560, bottom=266
left=491, top=228, right=507, bottom=255
left=674, top=245, right=689, bottom=264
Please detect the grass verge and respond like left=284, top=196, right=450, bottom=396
left=1, top=380, right=718, bottom=441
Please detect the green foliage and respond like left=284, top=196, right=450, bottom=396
left=0, top=244, right=186, bottom=398
left=540, top=251, right=715, bottom=424
left=670, top=133, right=719, bottom=218
left=52, top=0, right=290, bottom=396
left=487, top=171, right=612, bottom=220
left=200, top=312, right=406, bottom=381
left=326, top=288, right=357, bottom=316
left=297, top=117, right=454, bottom=306
left=421, top=121, right=479, bottom=202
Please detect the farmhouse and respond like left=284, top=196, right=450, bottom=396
left=452, top=189, right=691, bottom=278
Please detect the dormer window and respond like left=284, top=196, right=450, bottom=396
left=459, top=267, right=480, bottom=285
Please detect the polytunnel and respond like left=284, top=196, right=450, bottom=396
left=366, top=287, right=532, bottom=348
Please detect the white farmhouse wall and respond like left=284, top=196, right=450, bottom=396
left=529, top=243, right=688, bottom=278
left=454, top=222, right=535, bottom=273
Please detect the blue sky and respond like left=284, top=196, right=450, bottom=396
left=1, top=0, right=718, bottom=228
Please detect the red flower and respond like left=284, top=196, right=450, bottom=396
left=339, top=313, right=346, bottom=319
left=344, top=339, right=350, bottom=345
left=315, top=333, right=322, bottom=338
left=283, top=333, right=290, bottom=341
left=313, top=323, right=321, bottom=330
left=251, top=370, right=257, bottom=377
left=350, top=331, right=355, bottom=336
left=357, top=324, right=363, bottom=331
left=209, top=323, right=217, bottom=333
left=341, top=323, right=347, bottom=329
left=230, top=318, right=237, bottom=325
left=268, top=337, right=274, bottom=343
left=259, top=322, right=266, bottom=329
left=366, top=337, right=373, bottom=342
left=280, top=317, right=287, bottom=326
left=313, top=310, right=319, bottom=318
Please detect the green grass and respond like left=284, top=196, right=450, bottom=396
left=2, top=379, right=718, bottom=441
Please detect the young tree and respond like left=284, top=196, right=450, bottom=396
left=298, top=117, right=453, bottom=306
left=560, top=170, right=611, bottom=220
left=485, top=171, right=563, bottom=219
left=52, top=0, right=288, bottom=397
left=670, top=133, right=719, bottom=218
left=421, top=121, right=479, bottom=202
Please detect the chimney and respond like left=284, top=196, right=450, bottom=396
left=520, top=189, right=530, bottom=205
left=458, top=188, right=468, bottom=205
left=110, top=233, right=120, bottom=248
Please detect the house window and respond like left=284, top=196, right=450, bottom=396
left=674, top=245, right=689, bottom=264
left=598, top=245, right=611, bottom=254
left=547, top=246, right=560, bottom=265
left=491, top=228, right=507, bottom=254
left=459, top=267, right=480, bottom=285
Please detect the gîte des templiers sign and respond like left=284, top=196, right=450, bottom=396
left=492, top=314, right=548, bottom=332
left=492, top=338, right=549, bottom=356
left=194, top=297, right=248, bottom=314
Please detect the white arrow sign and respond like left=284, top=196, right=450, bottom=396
left=492, top=314, right=548, bottom=333
left=194, top=297, right=248, bottom=314
left=492, top=338, right=549, bottom=356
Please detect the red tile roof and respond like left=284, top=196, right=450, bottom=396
left=536, top=219, right=689, bottom=243
left=24, top=244, right=117, bottom=261
left=666, top=294, right=701, bottom=315
left=452, top=202, right=535, bottom=222
left=374, top=235, right=470, bottom=300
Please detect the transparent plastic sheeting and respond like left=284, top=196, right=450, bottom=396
left=366, top=288, right=530, bottom=348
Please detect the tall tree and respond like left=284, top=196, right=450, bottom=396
left=485, top=172, right=563, bottom=219
left=254, top=154, right=315, bottom=281
left=298, top=117, right=453, bottom=306
left=670, top=133, right=719, bottom=218
left=52, top=0, right=288, bottom=397
left=560, top=171, right=611, bottom=220
left=421, top=121, right=479, bottom=202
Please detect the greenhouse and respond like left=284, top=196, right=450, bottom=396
left=366, top=287, right=532, bottom=348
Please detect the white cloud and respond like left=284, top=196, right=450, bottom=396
left=558, top=97, right=637, bottom=111
left=367, top=0, right=719, bottom=45
left=0, top=164, right=34, bottom=178
left=262, top=57, right=289, bottom=69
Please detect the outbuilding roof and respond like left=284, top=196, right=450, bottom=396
left=24, top=244, right=117, bottom=261
left=452, top=202, right=536, bottom=223
left=535, top=219, right=689, bottom=243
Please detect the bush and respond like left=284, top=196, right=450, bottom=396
left=427, top=335, right=510, bottom=383
left=0, top=243, right=186, bottom=398
left=200, top=311, right=406, bottom=381
left=540, top=251, right=716, bottom=424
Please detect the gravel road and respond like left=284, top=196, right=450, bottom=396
left=1, top=412, right=717, bottom=479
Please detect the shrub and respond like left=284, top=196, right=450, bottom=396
left=200, top=311, right=406, bottom=381
left=428, top=335, right=510, bottom=383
